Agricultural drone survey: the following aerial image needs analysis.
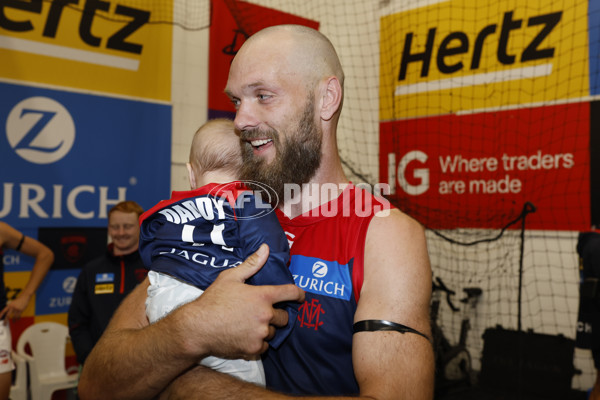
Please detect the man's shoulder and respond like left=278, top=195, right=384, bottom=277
left=366, top=207, right=425, bottom=244
left=343, top=184, right=394, bottom=219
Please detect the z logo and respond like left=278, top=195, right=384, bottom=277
left=63, top=276, right=77, bottom=294
left=6, top=96, right=75, bottom=164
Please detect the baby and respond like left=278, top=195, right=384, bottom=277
left=140, top=118, right=296, bottom=386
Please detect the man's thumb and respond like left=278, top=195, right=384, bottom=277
left=230, top=243, right=269, bottom=282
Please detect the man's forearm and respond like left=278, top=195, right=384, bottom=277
left=162, top=366, right=380, bottom=400
left=161, top=366, right=286, bottom=400
left=80, top=322, right=197, bottom=400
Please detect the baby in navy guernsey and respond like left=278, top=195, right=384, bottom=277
left=139, top=118, right=296, bottom=386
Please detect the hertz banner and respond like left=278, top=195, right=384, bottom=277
left=0, top=0, right=172, bottom=356
left=0, top=0, right=171, bottom=100
left=380, top=0, right=587, bottom=120
left=379, top=0, right=594, bottom=230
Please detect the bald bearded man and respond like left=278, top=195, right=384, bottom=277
left=78, top=25, right=434, bottom=400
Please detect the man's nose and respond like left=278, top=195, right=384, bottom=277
left=234, top=101, right=260, bottom=132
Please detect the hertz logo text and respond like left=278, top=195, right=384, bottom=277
left=398, top=10, right=562, bottom=80
left=0, top=0, right=150, bottom=55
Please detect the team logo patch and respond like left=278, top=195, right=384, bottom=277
left=95, top=273, right=114, bottom=283
left=290, top=255, right=352, bottom=301
left=94, top=284, right=114, bottom=294
left=298, top=298, right=325, bottom=331
left=61, top=235, right=88, bottom=263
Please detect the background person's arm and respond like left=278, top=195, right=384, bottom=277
left=0, top=222, right=53, bottom=319
left=160, top=209, right=435, bottom=400
left=78, top=244, right=304, bottom=400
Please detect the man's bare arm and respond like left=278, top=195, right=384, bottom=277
left=352, top=208, right=435, bottom=399
left=78, top=244, right=305, bottom=400
left=159, top=366, right=357, bottom=400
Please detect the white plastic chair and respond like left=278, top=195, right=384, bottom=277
left=16, top=322, right=78, bottom=400
left=9, top=351, right=27, bottom=400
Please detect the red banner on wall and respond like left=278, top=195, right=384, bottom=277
left=208, top=0, right=319, bottom=118
left=380, top=102, right=590, bottom=230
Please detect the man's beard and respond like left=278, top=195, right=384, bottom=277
left=239, top=99, right=322, bottom=205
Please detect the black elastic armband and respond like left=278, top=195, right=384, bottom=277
left=15, top=235, right=25, bottom=251
left=353, top=319, right=430, bottom=342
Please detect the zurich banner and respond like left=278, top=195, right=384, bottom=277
left=0, top=81, right=171, bottom=228
left=1, top=81, right=171, bottom=318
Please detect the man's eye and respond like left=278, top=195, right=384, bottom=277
left=258, top=94, right=271, bottom=101
left=108, top=225, right=135, bottom=230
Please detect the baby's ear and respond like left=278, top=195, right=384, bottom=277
left=186, top=163, right=197, bottom=189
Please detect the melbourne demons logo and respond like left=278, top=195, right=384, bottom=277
left=60, top=235, right=87, bottom=263
left=298, top=298, right=325, bottom=330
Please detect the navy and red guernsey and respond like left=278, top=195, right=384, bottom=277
left=262, top=183, right=392, bottom=395
left=139, top=181, right=296, bottom=348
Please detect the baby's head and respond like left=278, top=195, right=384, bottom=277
left=187, top=119, right=242, bottom=189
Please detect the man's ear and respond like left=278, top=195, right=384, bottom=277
left=320, top=76, right=342, bottom=121
left=186, top=163, right=197, bottom=190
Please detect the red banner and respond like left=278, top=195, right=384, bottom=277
left=380, top=102, right=590, bottom=230
left=208, top=0, right=319, bottom=117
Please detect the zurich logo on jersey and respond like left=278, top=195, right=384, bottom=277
left=290, top=255, right=352, bottom=301
left=95, top=273, right=115, bottom=283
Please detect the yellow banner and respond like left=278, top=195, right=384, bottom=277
left=380, top=0, right=588, bottom=120
left=0, top=0, right=172, bottom=101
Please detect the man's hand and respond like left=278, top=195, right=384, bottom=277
left=181, top=243, right=305, bottom=359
